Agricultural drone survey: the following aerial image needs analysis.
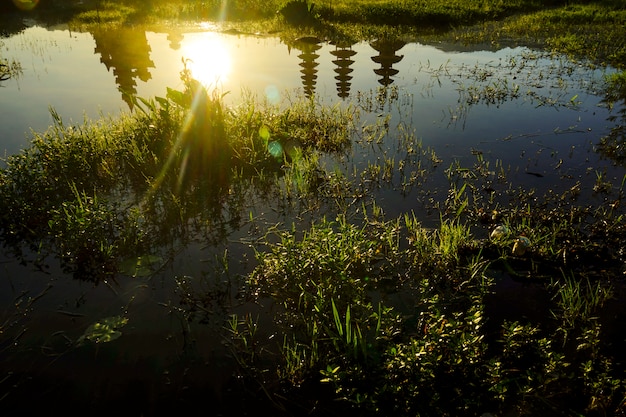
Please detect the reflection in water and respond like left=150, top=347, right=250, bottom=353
left=370, top=39, right=406, bottom=86
left=167, top=30, right=184, bottom=50
left=93, top=27, right=155, bottom=109
left=599, top=92, right=626, bottom=165
left=2, top=24, right=626, bottom=416
left=11, top=0, right=39, bottom=11
left=293, top=39, right=322, bottom=98
left=331, top=42, right=357, bottom=99
left=3, top=25, right=619, bottom=162
left=180, top=32, right=232, bottom=88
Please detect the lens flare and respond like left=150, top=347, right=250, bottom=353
left=268, top=141, right=283, bottom=158
left=264, top=85, right=281, bottom=105
left=13, top=0, right=39, bottom=11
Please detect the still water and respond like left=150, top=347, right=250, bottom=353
left=1, top=22, right=616, bottom=157
left=1, top=20, right=625, bottom=415
left=2, top=23, right=414, bottom=154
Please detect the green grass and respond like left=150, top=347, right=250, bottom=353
left=0, top=71, right=352, bottom=277
left=242, top=204, right=626, bottom=415
left=50, top=0, right=626, bottom=69
left=1, top=75, right=625, bottom=413
left=448, top=0, right=626, bottom=68
left=3, top=1, right=626, bottom=413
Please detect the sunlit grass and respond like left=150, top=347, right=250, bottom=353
left=55, top=0, right=626, bottom=70
left=70, top=1, right=135, bottom=25
left=3, top=2, right=626, bottom=409
left=449, top=0, right=626, bottom=68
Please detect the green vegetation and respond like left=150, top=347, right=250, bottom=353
left=45, top=0, right=626, bottom=69
left=2, top=0, right=626, bottom=415
left=450, top=0, right=626, bottom=69
left=3, top=67, right=625, bottom=413
left=0, top=66, right=352, bottom=279
left=233, top=209, right=626, bottom=415
left=9, top=0, right=621, bottom=69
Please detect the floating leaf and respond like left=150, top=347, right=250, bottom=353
left=119, top=255, right=162, bottom=277
left=78, top=316, right=128, bottom=345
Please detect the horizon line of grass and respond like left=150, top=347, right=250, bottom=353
left=5, top=0, right=623, bottom=69
left=47, top=0, right=626, bottom=70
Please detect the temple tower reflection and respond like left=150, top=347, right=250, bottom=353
left=370, top=38, right=406, bottom=86
left=92, top=27, right=155, bottom=109
left=330, top=42, right=357, bottom=99
left=293, top=38, right=322, bottom=98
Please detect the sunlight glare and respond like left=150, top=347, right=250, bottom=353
left=181, top=33, right=232, bottom=88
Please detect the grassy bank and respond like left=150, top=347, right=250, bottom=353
left=38, top=0, right=623, bottom=69
left=449, top=0, right=626, bottom=69
left=4, top=0, right=623, bottom=69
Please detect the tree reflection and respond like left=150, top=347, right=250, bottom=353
left=92, top=27, right=155, bottom=109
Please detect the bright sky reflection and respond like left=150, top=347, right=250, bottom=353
left=180, top=33, right=232, bottom=88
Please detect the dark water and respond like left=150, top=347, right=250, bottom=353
left=1, top=18, right=625, bottom=416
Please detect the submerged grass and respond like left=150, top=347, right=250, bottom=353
left=1, top=74, right=625, bottom=413
left=2, top=1, right=626, bottom=414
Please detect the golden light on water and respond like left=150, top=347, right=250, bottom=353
left=181, top=33, right=232, bottom=88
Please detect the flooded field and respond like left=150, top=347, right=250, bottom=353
left=1, top=16, right=626, bottom=417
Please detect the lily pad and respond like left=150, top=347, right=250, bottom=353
left=77, top=316, right=128, bottom=345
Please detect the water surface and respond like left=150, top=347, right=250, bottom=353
left=1, top=20, right=625, bottom=415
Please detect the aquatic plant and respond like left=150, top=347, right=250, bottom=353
left=2, top=6, right=626, bottom=411
left=0, top=60, right=22, bottom=82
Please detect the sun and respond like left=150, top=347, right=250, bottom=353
left=181, top=33, right=232, bottom=88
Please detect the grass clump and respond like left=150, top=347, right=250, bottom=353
left=0, top=70, right=352, bottom=279
left=248, top=215, right=402, bottom=383
left=236, top=208, right=626, bottom=416
left=450, top=0, right=626, bottom=69
left=598, top=71, right=626, bottom=164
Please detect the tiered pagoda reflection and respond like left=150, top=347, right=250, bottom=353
left=330, top=42, right=357, bottom=99
left=292, top=38, right=322, bottom=98
left=370, top=38, right=406, bottom=86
